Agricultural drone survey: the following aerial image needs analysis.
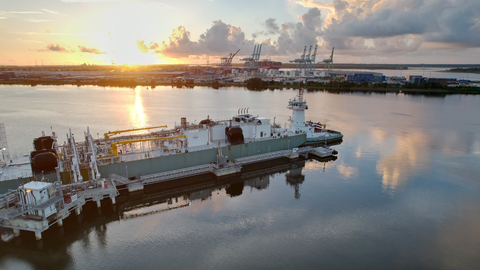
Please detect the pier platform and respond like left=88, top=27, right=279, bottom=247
left=0, top=178, right=118, bottom=240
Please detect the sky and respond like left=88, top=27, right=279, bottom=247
left=0, top=0, right=479, bottom=65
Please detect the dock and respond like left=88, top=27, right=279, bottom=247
left=0, top=178, right=118, bottom=240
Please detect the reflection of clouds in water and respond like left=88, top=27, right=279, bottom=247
left=372, top=129, right=388, bottom=143
left=355, top=147, right=362, bottom=158
left=336, top=161, right=358, bottom=179
left=436, top=129, right=476, bottom=155
left=473, top=137, right=480, bottom=155
left=303, top=159, right=333, bottom=173
left=376, top=130, right=430, bottom=193
left=430, top=198, right=480, bottom=269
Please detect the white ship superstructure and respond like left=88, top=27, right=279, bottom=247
left=286, top=88, right=343, bottom=143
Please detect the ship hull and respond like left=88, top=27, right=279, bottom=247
left=103, top=135, right=306, bottom=179
left=33, top=134, right=306, bottom=184
left=303, top=132, right=344, bottom=145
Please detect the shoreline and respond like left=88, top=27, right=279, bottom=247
left=1, top=80, right=479, bottom=95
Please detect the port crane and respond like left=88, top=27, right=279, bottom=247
left=290, top=45, right=318, bottom=71
left=219, top=49, right=240, bottom=71
left=240, top=44, right=262, bottom=70
left=323, top=47, right=334, bottom=70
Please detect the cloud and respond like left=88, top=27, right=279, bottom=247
left=145, top=21, right=255, bottom=58
left=268, top=7, right=323, bottom=55
left=41, top=9, right=59, bottom=14
left=78, top=45, right=107, bottom=54
left=264, top=18, right=280, bottom=35
left=18, top=38, right=44, bottom=43
left=320, top=0, right=480, bottom=57
left=26, top=19, right=51, bottom=23
left=136, top=40, right=149, bottom=53
left=6, top=11, right=43, bottom=14
left=10, top=31, right=93, bottom=36
left=62, top=0, right=124, bottom=2
left=37, top=43, right=69, bottom=52
left=295, top=0, right=335, bottom=11
left=127, top=1, right=480, bottom=62
left=139, top=8, right=324, bottom=60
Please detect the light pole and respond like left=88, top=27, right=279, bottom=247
left=0, top=148, right=5, bottom=165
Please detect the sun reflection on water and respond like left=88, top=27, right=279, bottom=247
left=129, top=87, right=148, bottom=128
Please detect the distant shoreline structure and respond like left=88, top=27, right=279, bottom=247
left=1, top=80, right=479, bottom=95
left=1, top=63, right=480, bottom=70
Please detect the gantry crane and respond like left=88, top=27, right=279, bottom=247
left=323, top=47, right=334, bottom=70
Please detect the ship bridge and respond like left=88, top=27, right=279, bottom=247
left=288, top=99, right=308, bottom=111
left=288, top=88, right=308, bottom=132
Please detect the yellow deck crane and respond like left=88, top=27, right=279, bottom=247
left=104, top=125, right=168, bottom=139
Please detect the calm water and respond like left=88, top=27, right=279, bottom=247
left=0, top=85, right=480, bottom=270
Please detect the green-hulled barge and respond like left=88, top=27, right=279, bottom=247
left=27, top=89, right=343, bottom=185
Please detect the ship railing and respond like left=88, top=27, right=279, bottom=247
left=0, top=189, right=18, bottom=211
left=187, top=144, right=217, bottom=152
left=117, top=149, right=181, bottom=163
left=109, top=173, right=129, bottom=185
left=0, top=171, right=33, bottom=181
left=235, top=150, right=293, bottom=165
left=140, top=164, right=214, bottom=185
left=10, top=196, right=64, bottom=220
left=62, top=180, right=101, bottom=193
left=99, top=148, right=185, bottom=165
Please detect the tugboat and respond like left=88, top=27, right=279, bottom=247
left=285, top=88, right=343, bottom=144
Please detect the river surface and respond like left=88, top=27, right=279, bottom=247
left=0, top=85, right=480, bottom=270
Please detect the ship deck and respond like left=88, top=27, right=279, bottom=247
left=0, top=156, right=32, bottom=181
left=97, top=130, right=293, bottom=166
